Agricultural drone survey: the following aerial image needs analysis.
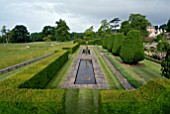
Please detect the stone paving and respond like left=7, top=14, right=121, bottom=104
left=61, top=47, right=110, bottom=89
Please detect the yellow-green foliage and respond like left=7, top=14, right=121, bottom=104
left=62, top=43, right=79, bottom=54
left=100, top=79, right=170, bottom=113
left=0, top=50, right=68, bottom=113
left=0, top=88, right=65, bottom=114
left=0, top=50, right=68, bottom=89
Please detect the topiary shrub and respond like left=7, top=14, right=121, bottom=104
left=102, top=35, right=110, bottom=49
left=120, top=30, right=144, bottom=64
left=107, top=34, right=115, bottom=52
left=112, top=33, right=124, bottom=55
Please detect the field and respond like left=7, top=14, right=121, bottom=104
left=0, top=43, right=169, bottom=114
left=0, top=42, right=73, bottom=70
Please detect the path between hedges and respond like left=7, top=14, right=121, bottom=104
left=95, top=46, right=135, bottom=90
left=65, top=89, right=99, bottom=114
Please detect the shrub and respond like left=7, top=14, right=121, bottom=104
left=120, top=30, right=144, bottom=64
left=112, top=33, right=124, bottom=55
left=102, top=35, right=110, bottom=49
left=88, top=39, right=103, bottom=45
left=0, top=88, right=65, bottom=114
left=73, top=39, right=86, bottom=45
left=100, top=79, right=170, bottom=114
left=62, top=43, right=79, bottom=54
left=107, top=35, right=115, bottom=52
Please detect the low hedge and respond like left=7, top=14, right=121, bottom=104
left=0, top=50, right=68, bottom=89
left=0, top=51, right=67, bottom=113
left=62, top=43, right=79, bottom=54
left=100, top=79, right=170, bottom=114
left=0, top=88, right=65, bottom=114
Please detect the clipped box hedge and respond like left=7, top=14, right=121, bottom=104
left=0, top=50, right=68, bottom=89
left=62, top=43, right=79, bottom=54
left=100, top=79, right=170, bottom=114
left=0, top=50, right=68, bottom=113
left=0, top=88, right=65, bottom=114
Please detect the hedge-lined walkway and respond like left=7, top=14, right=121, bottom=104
left=95, top=46, right=135, bottom=90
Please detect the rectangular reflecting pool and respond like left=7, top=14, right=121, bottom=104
left=74, top=60, right=96, bottom=84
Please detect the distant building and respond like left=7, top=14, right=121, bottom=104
left=146, top=26, right=164, bottom=38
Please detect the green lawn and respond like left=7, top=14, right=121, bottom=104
left=0, top=41, right=73, bottom=70
left=92, top=47, right=124, bottom=90
left=98, top=46, right=162, bottom=86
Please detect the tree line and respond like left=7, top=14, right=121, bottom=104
left=0, top=19, right=73, bottom=43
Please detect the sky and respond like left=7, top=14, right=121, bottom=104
left=0, top=0, right=170, bottom=33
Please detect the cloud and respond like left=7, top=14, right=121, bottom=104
left=0, top=0, right=170, bottom=33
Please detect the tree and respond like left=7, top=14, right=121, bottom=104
left=166, top=19, right=170, bottom=32
left=120, top=30, right=144, bottom=64
left=42, top=26, right=55, bottom=41
left=120, top=14, right=151, bottom=37
left=157, top=41, right=169, bottom=53
left=30, top=32, right=43, bottom=42
left=97, top=20, right=111, bottom=38
left=11, top=25, right=30, bottom=43
left=159, top=24, right=166, bottom=33
left=107, top=34, right=116, bottom=52
left=161, top=47, right=170, bottom=78
left=84, top=26, right=95, bottom=41
left=1, top=25, right=10, bottom=43
left=110, top=18, right=121, bottom=33
left=43, top=35, right=52, bottom=42
left=120, top=21, right=132, bottom=35
left=112, top=33, right=124, bottom=55
left=55, top=19, right=70, bottom=42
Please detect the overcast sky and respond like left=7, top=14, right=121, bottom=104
left=0, top=0, right=170, bottom=33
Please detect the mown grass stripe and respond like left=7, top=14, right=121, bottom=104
left=93, top=47, right=123, bottom=90
left=65, top=89, right=79, bottom=114
left=77, top=89, right=94, bottom=114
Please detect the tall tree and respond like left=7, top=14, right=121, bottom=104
left=120, top=21, right=132, bottom=35
left=97, top=20, right=111, bottom=38
left=42, top=26, right=55, bottom=41
left=1, top=25, right=10, bottom=43
left=161, top=47, right=170, bottom=78
left=166, top=19, right=170, bottom=32
left=84, top=26, right=95, bottom=41
left=110, top=18, right=121, bottom=33
left=55, top=19, right=70, bottom=42
left=120, top=14, right=151, bottom=37
left=159, top=24, right=166, bottom=33
left=30, top=32, right=43, bottom=42
left=11, top=25, right=30, bottom=43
